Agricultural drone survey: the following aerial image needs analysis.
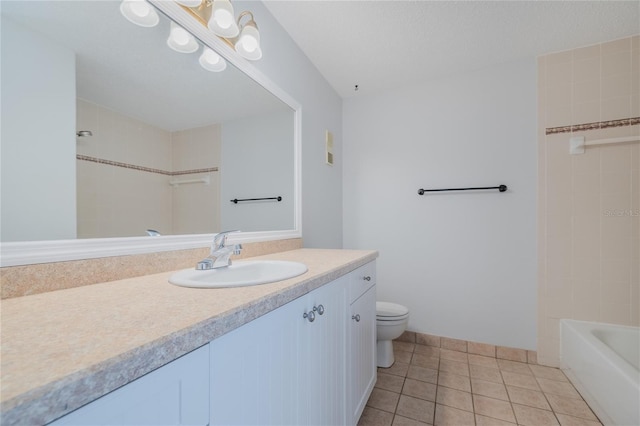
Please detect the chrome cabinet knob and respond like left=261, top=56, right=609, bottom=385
left=314, top=304, right=325, bottom=315
left=303, top=311, right=316, bottom=322
left=363, top=276, right=371, bottom=281
left=352, top=314, right=361, bottom=322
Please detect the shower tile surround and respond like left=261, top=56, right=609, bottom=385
left=76, top=99, right=221, bottom=239
left=538, top=35, right=640, bottom=366
left=359, top=339, right=602, bottom=426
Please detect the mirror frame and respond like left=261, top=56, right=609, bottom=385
left=0, top=1, right=302, bottom=267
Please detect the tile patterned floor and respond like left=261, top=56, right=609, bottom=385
left=358, top=341, right=602, bottom=426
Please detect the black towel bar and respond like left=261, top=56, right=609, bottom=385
left=230, top=196, right=282, bottom=204
left=418, top=185, right=507, bottom=195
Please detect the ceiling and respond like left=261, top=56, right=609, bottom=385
left=263, top=1, right=640, bottom=98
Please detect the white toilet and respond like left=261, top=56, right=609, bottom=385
left=376, top=301, right=410, bottom=368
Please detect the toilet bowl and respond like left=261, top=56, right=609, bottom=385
left=376, top=301, right=410, bottom=368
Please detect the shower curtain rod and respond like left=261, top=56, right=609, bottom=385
left=418, top=185, right=507, bottom=195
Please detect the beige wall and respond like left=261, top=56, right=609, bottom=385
left=76, top=100, right=221, bottom=238
left=171, top=124, right=221, bottom=235
left=76, top=99, right=173, bottom=238
left=537, top=35, right=640, bottom=366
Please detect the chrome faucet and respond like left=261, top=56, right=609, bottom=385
left=196, top=230, right=242, bottom=270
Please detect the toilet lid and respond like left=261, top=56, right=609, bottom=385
left=376, top=301, right=409, bottom=317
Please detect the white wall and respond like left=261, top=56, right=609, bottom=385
left=220, top=111, right=294, bottom=232
left=1, top=17, right=77, bottom=242
left=343, top=59, right=538, bottom=349
left=236, top=0, right=344, bottom=248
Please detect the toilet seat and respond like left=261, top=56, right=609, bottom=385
left=376, top=302, right=409, bottom=321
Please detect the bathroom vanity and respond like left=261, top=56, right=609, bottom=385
left=0, top=249, right=377, bottom=426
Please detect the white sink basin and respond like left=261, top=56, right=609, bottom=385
left=168, top=260, right=308, bottom=288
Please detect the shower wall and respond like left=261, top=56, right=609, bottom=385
left=76, top=99, right=220, bottom=238
left=537, top=35, right=640, bottom=366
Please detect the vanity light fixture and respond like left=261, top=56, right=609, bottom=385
left=176, top=0, right=263, bottom=61
left=119, top=0, right=159, bottom=27
left=167, top=21, right=199, bottom=53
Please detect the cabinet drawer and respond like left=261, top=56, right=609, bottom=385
left=349, top=262, right=376, bottom=304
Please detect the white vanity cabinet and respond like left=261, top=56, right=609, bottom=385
left=209, top=276, right=348, bottom=426
left=347, top=263, right=377, bottom=425
left=209, top=261, right=376, bottom=426
left=48, top=344, right=209, bottom=426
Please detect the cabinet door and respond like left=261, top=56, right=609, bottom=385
left=299, top=276, right=347, bottom=426
left=210, top=296, right=302, bottom=425
left=348, top=285, right=377, bottom=426
left=50, top=345, right=209, bottom=426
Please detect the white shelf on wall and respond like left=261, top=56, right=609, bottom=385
left=569, top=135, right=640, bottom=154
left=169, top=176, right=210, bottom=187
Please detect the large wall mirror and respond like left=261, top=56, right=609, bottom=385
left=1, top=1, right=301, bottom=266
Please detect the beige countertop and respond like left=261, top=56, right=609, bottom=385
left=0, top=248, right=377, bottom=425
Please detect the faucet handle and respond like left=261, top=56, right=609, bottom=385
left=212, top=230, right=241, bottom=250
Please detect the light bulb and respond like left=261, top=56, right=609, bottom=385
left=240, top=34, right=257, bottom=52
left=120, top=0, right=159, bottom=27
left=129, top=1, right=150, bottom=17
left=167, top=22, right=199, bottom=53
left=171, top=26, right=190, bottom=46
left=207, top=0, right=239, bottom=38
left=199, top=47, right=227, bottom=72
left=213, top=9, right=233, bottom=29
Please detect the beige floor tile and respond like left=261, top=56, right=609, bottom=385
left=392, top=415, right=430, bottom=426
left=471, top=378, right=509, bottom=401
left=501, top=371, right=540, bottom=391
left=439, top=349, right=469, bottom=363
left=434, top=404, right=475, bottom=426
left=358, top=406, right=394, bottom=426
left=496, top=346, right=528, bottom=362
left=368, top=388, right=401, bottom=413
left=396, top=395, right=435, bottom=424
left=412, top=353, right=440, bottom=370
left=512, top=403, right=559, bottom=426
left=497, top=359, right=533, bottom=375
left=529, top=364, right=568, bottom=382
left=437, top=371, right=471, bottom=392
left=537, top=377, right=581, bottom=399
left=407, top=365, right=438, bottom=384
left=475, top=414, right=517, bottom=425
left=468, top=354, right=499, bottom=369
left=506, top=385, right=551, bottom=410
left=468, top=341, right=496, bottom=357
left=376, top=372, right=406, bottom=393
left=414, top=345, right=441, bottom=358
left=470, top=364, right=504, bottom=384
left=381, top=361, right=410, bottom=378
left=394, top=341, right=417, bottom=353
left=435, top=387, right=473, bottom=412
left=439, top=359, right=469, bottom=377
left=395, top=350, right=414, bottom=364
left=546, top=394, right=598, bottom=421
left=555, top=413, right=603, bottom=426
left=403, top=378, right=437, bottom=402
left=473, top=395, right=517, bottom=423
left=398, top=331, right=417, bottom=343
left=441, top=337, right=468, bottom=353
left=416, top=333, right=440, bottom=348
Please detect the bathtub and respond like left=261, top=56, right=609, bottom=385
left=560, top=319, right=640, bottom=426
